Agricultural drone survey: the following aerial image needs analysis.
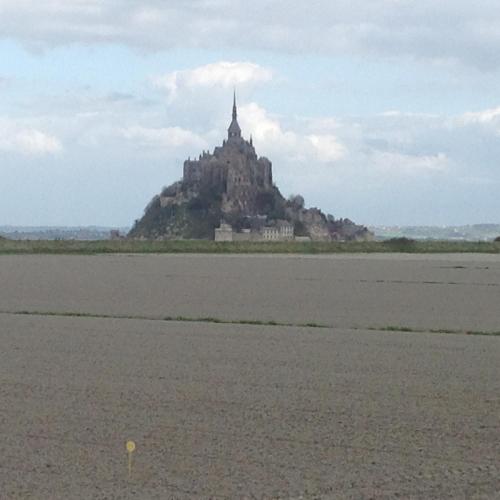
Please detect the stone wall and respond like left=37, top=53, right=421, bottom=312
left=182, top=137, right=272, bottom=215
left=214, top=224, right=233, bottom=242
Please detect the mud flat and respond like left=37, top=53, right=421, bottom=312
left=0, top=253, right=499, bottom=498
left=1, top=253, right=500, bottom=331
left=0, top=314, right=499, bottom=499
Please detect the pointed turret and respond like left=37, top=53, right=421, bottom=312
left=228, top=91, right=242, bottom=140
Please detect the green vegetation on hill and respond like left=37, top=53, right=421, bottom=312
left=129, top=190, right=224, bottom=240
left=129, top=183, right=290, bottom=240
left=1, top=238, right=499, bottom=255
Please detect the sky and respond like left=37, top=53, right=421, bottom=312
left=1, top=0, right=500, bottom=227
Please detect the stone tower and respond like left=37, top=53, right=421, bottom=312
left=228, top=91, right=242, bottom=140
left=181, top=93, right=273, bottom=213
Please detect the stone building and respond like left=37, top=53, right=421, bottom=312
left=215, top=219, right=295, bottom=242
left=261, top=220, right=294, bottom=241
left=182, top=92, right=273, bottom=214
left=276, top=220, right=294, bottom=240
left=214, top=222, right=234, bottom=242
left=261, top=226, right=280, bottom=241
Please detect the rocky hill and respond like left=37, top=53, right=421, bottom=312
left=129, top=96, right=372, bottom=242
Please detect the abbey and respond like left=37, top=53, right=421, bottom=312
left=182, top=93, right=273, bottom=213
left=129, top=94, right=373, bottom=242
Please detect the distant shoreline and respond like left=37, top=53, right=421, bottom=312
left=370, top=223, right=500, bottom=242
left=2, top=224, right=499, bottom=242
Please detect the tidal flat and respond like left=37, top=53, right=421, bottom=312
left=1, top=253, right=500, bottom=332
left=0, top=253, right=499, bottom=498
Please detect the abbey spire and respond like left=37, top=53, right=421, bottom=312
left=228, top=91, right=242, bottom=140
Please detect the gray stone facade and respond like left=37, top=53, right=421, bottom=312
left=215, top=219, right=295, bottom=242
left=214, top=222, right=234, bottom=242
left=183, top=94, right=272, bottom=214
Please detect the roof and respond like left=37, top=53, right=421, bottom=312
left=228, top=91, right=242, bottom=138
left=228, top=118, right=241, bottom=136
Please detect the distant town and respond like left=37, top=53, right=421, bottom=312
left=371, top=224, right=500, bottom=242
left=0, top=226, right=130, bottom=241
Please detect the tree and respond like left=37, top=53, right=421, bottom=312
left=288, top=194, right=305, bottom=210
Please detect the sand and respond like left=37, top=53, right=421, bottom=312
left=0, top=253, right=499, bottom=498
left=0, top=253, right=500, bottom=331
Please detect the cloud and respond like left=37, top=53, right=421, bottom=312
left=239, top=103, right=292, bottom=145
left=153, top=61, right=273, bottom=102
left=0, top=119, right=62, bottom=155
left=2, top=1, right=500, bottom=68
left=239, top=103, right=346, bottom=164
left=307, top=134, right=346, bottom=162
left=446, top=106, right=500, bottom=141
left=458, top=106, right=500, bottom=127
left=370, top=151, right=450, bottom=176
left=2, top=75, right=499, bottom=225
left=121, top=125, right=208, bottom=150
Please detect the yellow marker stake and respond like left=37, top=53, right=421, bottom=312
left=126, top=441, right=136, bottom=477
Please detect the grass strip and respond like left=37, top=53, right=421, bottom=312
left=1, top=239, right=500, bottom=255
left=1, top=310, right=498, bottom=336
left=0, top=310, right=329, bottom=329
left=366, top=325, right=500, bottom=336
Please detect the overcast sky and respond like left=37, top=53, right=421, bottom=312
left=1, top=0, right=500, bottom=226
